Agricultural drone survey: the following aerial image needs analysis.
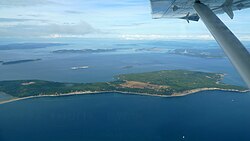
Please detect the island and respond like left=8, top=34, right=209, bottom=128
left=2, top=59, right=41, bottom=65
left=52, top=48, right=131, bottom=54
left=0, top=70, right=248, bottom=104
left=0, top=43, right=68, bottom=50
left=53, top=48, right=118, bottom=54
left=168, top=49, right=225, bottom=58
left=136, top=47, right=167, bottom=52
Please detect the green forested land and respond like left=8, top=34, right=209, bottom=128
left=116, top=70, right=245, bottom=91
left=0, top=70, right=247, bottom=98
left=0, top=81, right=114, bottom=97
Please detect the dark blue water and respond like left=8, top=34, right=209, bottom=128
left=0, top=91, right=250, bottom=141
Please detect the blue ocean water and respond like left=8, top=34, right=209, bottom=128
left=0, top=91, right=250, bottom=141
left=0, top=39, right=250, bottom=141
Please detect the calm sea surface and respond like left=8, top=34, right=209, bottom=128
left=1, top=91, right=250, bottom=141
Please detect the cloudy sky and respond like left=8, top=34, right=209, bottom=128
left=0, top=0, right=250, bottom=40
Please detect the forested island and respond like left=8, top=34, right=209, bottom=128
left=0, top=70, right=248, bottom=103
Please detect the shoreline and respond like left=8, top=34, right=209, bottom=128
left=0, top=88, right=249, bottom=105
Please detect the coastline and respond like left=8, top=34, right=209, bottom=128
left=0, top=88, right=249, bottom=105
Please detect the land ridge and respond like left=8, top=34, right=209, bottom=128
left=0, top=70, right=248, bottom=104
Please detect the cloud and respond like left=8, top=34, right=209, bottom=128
left=0, top=0, right=249, bottom=40
left=112, top=22, right=147, bottom=27
left=238, top=35, right=250, bottom=41
left=0, top=22, right=100, bottom=38
left=64, top=10, right=83, bottom=14
left=118, top=34, right=250, bottom=41
left=119, top=34, right=215, bottom=40
left=0, top=0, right=55, bottom=6
left=0, top=18, right=48, bottom=22
left=18, top=14, right=43, bottom=17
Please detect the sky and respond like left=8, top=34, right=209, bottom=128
left=0, top=0, right=250, bottom=40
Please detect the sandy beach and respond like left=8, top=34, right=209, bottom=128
left=0, top=88, right=249, bottom=105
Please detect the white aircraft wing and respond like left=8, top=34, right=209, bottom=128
left=150, top=0, right=250, bottom=21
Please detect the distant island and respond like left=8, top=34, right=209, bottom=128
left=2, top=59, right=41, bottom=65
left=52, top=48, right=133, bottom=54
left=136, top=47, right=167, bottom=52
left=0, top=70, right=248, bottom=104
left=53, top=48, right=121, bottom=54
left=0, top=43, right=68, bottom=50
left=169, top=49, right=225, bottom=58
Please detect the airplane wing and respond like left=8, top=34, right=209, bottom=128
left=150, top=0, right=250, bottom=21
left=150, top=0, right=250, bottom=88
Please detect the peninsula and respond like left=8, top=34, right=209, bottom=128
left=0, top=70, right=248, bottom=104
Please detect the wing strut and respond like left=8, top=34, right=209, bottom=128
left=193, top=2, right=250, bottom=88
